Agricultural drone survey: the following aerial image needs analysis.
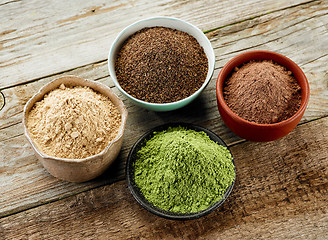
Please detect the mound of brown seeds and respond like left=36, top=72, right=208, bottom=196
left=115, top=27, right=208, bottom=103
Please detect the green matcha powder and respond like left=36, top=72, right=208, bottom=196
left=134, top=126, right=235, bottom=214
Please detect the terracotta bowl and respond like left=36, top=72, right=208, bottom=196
left=23, top=76, right=128, bottom=182
left=216, top=50, right=310, bottom=142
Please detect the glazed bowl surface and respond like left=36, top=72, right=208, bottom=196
left=126, top=122, right=235, bottom=220
left=108, top=16, right=215, bottom=111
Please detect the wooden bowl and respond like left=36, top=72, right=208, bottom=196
left=216, top=50, right=310, bottom=142
left=23, top=76, right=128, bottom=182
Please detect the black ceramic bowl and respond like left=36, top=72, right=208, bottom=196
left=126, top=123, right=236, bottom=220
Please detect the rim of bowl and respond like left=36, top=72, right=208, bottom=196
left=23, top=76, right=128, bottom=163
left=108, top=16, right=215, bottom=108
left=126, top=122, right=236, bottom=220
left=216, top=50, right=310, bottom=128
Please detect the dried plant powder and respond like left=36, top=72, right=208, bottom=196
left=26, top=84, right=121, bottom=159
left=134, top=127, right=235, bottom=213
left=115, top=27, right=208, bottom=103
left=224, top=60, right=301, bottom=124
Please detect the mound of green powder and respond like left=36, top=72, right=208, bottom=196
left=134, top=126, right=235, bottom=214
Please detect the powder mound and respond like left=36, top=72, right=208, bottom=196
left=27, top=84, right=121, bottom=159
left=224, top=60, right=301, bottom=124
left=134, top=127, right=235, bottom=214
left=115, top=27, right=208, bottom=103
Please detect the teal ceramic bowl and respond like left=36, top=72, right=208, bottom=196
left=108, top=17, right=215, bottom=111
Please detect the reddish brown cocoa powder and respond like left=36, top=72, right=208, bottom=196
left=223, top=60, right=301, bottom=124
left=115, top=27, right=208, bottom=103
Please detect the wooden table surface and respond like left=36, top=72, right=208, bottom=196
left=1, top=0, right=327, bottom=239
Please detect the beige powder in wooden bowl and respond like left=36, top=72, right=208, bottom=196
left=26, top=84, right=121, bottom=159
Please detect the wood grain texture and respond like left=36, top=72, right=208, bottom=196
left=0, top=92, right=4, bottom=111
left=1, top=0, right=327, bottom=218
left=1, top=116, right=327, bottom=240
left=0, top=0, right=314, bottom=89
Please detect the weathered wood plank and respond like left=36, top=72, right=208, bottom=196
left=0, top=0, right=314, bottom=89
left=0, top=0, right=327, bottom=218
left=0, top=91, right=4, bottom=111
left=2, top=0, right=327, bottom=131
left=1, top=116, right=327, bottom=239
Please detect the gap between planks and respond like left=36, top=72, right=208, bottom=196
left=203, top=0, right=318, bottom=34
left=1, top=114, right=327, bottom=219
left=0, top=0, right=327, bottom=220
left=0, top=116, right=327, bottom=239
left=0, top=0, right=320, bottom=91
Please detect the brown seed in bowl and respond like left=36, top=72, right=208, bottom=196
left=115, top=27, right=208, bottom=103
